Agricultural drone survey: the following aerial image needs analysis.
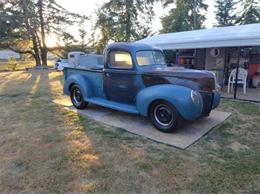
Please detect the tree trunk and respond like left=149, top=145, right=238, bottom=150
left=33, top=44, right=41, bottom=66
left=193, top=0, right=197, bottom=29
left=21, top=0, right=41, bottom=66
left=125, top=0, right=131, bottom=42
left=31, top=53, right=40, bottom=66
left=38, top=0, right=48, bottom=66
left=30, top=26, right=41, bottom=66
left=26, top=23, right=41, bottom=66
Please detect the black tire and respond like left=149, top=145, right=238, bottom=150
left=149, top=100, right=180, bottom=133
left=70, top=85, right=88, bottom=109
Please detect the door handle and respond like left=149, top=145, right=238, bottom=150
left=105, top=72, right=111, bottom=77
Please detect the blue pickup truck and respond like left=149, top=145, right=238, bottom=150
left=63, top=42, right=220, bottom=133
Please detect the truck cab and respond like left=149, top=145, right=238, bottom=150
left=63, top=42, right=221, bottom=133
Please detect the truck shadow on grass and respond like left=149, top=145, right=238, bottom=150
left=0, top=70, right=259, bottom=193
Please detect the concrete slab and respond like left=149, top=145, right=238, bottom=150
left=54, top=98, right=231, bottom=149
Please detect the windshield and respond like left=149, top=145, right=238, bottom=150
left=136, top=50, right=166, bottom=66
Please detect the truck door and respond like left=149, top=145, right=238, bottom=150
left=104, top=50, right=138, bottom=104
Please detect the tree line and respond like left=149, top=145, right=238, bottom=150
left=0, top=0, right=259, bottom=66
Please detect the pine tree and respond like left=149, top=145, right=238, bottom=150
left=161, top=0, right=208, bottom=33
left=237, top=0, right=260, bottom=24
left=215, top=0, right=238, bottom=26
left=161, top=2, right=191, bottom=33
left=93, top=0, right=155, bottom=52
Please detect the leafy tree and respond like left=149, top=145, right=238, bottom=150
left=0, top=0, right=40, bottom=63
left=59, top=29, right=95, bottom=58
left=93, top=0, right=155, bottom=52
left=215, top=0, right=238, bottom=26
left=237, top=0, right=260, bottom=24
left=7, top=56, right=18, bottom=71
left=0, top=0, right=86, bottom=66
left=161, top=0, right=208, bottom=33
left=78, top=24, right=92, bottom=53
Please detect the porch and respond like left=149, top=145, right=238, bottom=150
left=221, top=86, right=260, bottom=102
left=138, top=24, right=260, bottom=102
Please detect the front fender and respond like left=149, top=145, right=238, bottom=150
left=63, top=74, right=92, bottom=99
left=136, top=84, right=203, bottom=120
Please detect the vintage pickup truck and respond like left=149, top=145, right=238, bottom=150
left=63, top=42, right=220, bottom=133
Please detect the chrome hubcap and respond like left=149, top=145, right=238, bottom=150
left=72, top=88, right=82, bottom=105
left=154, top=104, right=174, bottom=127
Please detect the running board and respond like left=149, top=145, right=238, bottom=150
left=86, top=97, right=139, bottom=114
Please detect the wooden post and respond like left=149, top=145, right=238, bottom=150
left=176, top=50, right=179, bottom=64
left=224, top=48, right=228, bottom=84
left=234, top=47, right=241, bottom=99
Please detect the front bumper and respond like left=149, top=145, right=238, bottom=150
left=212, top=91, right=221, bottom=109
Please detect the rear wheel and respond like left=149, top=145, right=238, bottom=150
left=70, top=85, right=88, bottom=109
left=149, top=101, right=180, bottom=133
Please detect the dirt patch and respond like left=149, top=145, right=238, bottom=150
left=209, top=140, right=221, bottom=150
left=0, top=134, right=6, bottom=145
left=229, top=141, right=250, bottom=152
left=241, top=114, right=260, bottom=120
left=0, top=76, right=4, bottom=83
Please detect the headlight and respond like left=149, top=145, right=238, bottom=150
left=191, top=90, right=199, bottom=103
left=208, top=71, right=222, bottom=92
left=209, top=71, right=218, bottom=90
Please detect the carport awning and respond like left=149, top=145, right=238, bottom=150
left=137, top=23, right=260, bottom=50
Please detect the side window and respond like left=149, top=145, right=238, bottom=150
left=109, top=51, right=133, bottom=69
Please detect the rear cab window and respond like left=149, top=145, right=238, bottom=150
left=108, top=51, right=133, bottom=69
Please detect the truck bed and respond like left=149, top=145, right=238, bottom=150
left=64, top=67, right=105, bottom=98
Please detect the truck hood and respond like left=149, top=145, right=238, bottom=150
left=142, top=65, right=214, bottom=79
left=141, top=65, right=216, bottom=92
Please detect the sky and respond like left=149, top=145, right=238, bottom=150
left=54, top=0, right=217, bottom=42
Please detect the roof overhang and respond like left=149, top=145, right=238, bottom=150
left=137, top=23, right=260, bottom=50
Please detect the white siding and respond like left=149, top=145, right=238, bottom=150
left=0, top=49, right=20, bottom=60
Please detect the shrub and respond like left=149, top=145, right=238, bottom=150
left=7, top=56, right=17, bottom=71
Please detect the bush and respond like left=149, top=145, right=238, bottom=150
left=7, top=56, right=17, bottom=71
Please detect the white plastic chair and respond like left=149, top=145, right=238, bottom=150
left=227, top=68, right=248, bottom=94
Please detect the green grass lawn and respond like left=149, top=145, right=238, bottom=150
left=0, top=70, right=259, bottom=193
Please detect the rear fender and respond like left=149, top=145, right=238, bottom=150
left=63, top=74, right=92, bottom=99
left=136, top=84, right=203, bottom=120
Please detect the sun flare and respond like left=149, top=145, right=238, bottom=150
left=46, top=36, right=58, bottom=47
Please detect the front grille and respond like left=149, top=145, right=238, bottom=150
left=199, top=77, right=215, bottom=92
left=200, top=92, right=214, bottom=116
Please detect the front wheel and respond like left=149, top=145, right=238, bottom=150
left=149, top=101, right=180, bottom=133
left=70, top=85, right=88, bottom=109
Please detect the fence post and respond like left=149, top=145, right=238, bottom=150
left=234, top=47, right=241, bottom=99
